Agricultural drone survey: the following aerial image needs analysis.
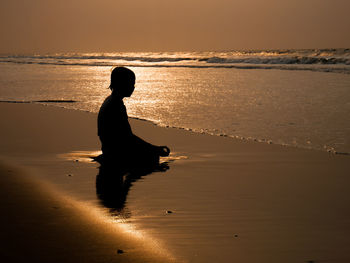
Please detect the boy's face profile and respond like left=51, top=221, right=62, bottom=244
left=122, top=78, right=135, bottom=97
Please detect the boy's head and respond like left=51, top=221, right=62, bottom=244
left=110, top=67, right=135, bottom=98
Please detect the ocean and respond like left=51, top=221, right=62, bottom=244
left=1, top=49, right=350, bottom=154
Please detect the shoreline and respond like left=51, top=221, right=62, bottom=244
left=1, top=100, right=348, bottom=155
left=1, top=102, right=350, bottom=263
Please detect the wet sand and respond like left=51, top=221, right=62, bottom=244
left=0, top=163, right=175, bottom=263
left=1, top=103, right=349, bottom=263
left=0, top=103, right=175, bottom=263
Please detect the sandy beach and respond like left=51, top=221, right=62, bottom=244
left=0, top=103, right=176, bottom=262
left=1, top=102, right=349, bottom=263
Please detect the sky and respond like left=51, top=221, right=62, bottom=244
left=1, top=0, right=349, bottom=53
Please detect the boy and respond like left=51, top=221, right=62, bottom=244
left=97, top=67, right=170, bottom=168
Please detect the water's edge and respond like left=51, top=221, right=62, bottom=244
left=2, top=100, right=348, bottom=156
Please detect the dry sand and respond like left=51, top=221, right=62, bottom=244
left=0, top=103, right=349, bottom=263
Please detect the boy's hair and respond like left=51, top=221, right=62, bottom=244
left=109, top=67, right=135, bottom=90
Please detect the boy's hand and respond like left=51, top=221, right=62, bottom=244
left=158, top=146, right=170, bottom=157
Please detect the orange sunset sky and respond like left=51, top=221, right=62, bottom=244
left=1, top=0, right=349, bottom=53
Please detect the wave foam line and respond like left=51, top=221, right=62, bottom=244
left=0, top=100, right=77, bottom=104
left=1, top=59, right=349, bottom=74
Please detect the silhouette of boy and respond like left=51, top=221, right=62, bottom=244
left=98, top=67, right=170, bottom=167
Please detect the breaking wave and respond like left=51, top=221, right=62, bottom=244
left=1, top=49, right=350, bottom=74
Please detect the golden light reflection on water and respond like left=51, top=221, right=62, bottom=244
left=160, top=155, right=188, bottom=163
left=57, top=150, right=102, bottom=163
left=35, top=166, right=177, bottom=261
left=66, top=194, right=177, bottom=261
left=58, top=150, right=188, bottom=163
left=57, top=149, right=186, bottom=262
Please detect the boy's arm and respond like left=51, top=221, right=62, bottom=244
left=131, top=134, right=170, bottom=156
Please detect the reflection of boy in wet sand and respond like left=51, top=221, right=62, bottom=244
left=97, top=67, right=170, bottom=167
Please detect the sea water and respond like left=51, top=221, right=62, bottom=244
left=0, top=49, right=350, bottom=153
